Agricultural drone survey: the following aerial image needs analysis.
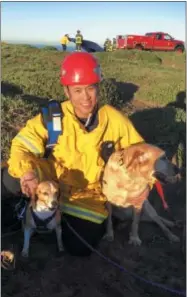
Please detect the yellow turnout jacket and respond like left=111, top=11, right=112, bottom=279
left=8, top=101, right=144, bottom=223
left=60, top=36, right=69, bottom=45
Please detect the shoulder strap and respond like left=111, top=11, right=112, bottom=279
left=41, top=99, right=64, bottom=158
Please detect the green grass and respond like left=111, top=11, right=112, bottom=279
left=1, top=43, right=186, bottom=162
left=2, top=43, right=185, bottom=104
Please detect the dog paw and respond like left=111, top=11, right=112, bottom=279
left=21, top=250, right=29, bottom=258
left=169, top=234, right=180, bottom=243
left=58, top=246, right=65, bottom=253
left=105, top=234, right=114, bottom=242
left=128, top=236, right=142, bottom=246
left=103, top=232, right=114, bottom=242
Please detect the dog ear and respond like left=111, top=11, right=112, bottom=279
left=50, top=181, right=59, bottom=191
left=126, top=150, right=150, bottom=170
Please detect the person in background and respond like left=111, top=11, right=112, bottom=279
left=104, top=38, right=110, bottom=52
left=75, top=30, right=83, bottom=52
left=105, top=39, right=113, bottom=52
left=60, top=34, right=70, bottom=52
left=112, top=38, right=117, bottom=51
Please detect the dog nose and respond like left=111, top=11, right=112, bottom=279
left=51, top=201, right=58, bottom=208
left=154, top=157, right=179, bottom=176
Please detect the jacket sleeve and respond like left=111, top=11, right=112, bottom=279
left=7, top=113, right=48, bottom=179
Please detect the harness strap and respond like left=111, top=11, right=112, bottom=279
left=41, top=99, right=64, bottom=158
left=30, top=207, right=57, bottom=228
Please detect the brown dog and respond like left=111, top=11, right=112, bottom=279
left=21, top=181, right=64, bottom=257
left=102, top=143, right=180, bottom=245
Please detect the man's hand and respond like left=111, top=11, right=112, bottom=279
left=20, top=171, right=39, bottom=200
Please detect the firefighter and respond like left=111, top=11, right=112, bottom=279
left=106, top=39, right=113, bottom=52
left=2, top=52, right=146, bottom=257
left=60, top=34, right=70, bottom=52
left=104, top=38, right=110, bottom=51
left=112, top=38, right=117, bottom=51
left=75, top=30, right=83, bottom=52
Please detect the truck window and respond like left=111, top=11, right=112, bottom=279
left=156, top=34, right=162, bottom=40
left=163, top=34, right=172, bottom=40
left=145, top=33, right=153, bottom=36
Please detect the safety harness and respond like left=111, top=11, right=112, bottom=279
left=41, top=99, right=64, bottom=158
left=29, top=207, right=57, bottom=232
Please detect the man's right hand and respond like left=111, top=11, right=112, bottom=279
left=20, top=171, right=39, bottom=200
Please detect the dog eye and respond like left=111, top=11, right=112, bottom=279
left=42, top=192, right=48, bottom=196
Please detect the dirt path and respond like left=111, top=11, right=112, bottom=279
left=2, top=182, right=185, bottom=297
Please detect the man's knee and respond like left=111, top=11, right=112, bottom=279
left=2, top=167, right=21, bottom=198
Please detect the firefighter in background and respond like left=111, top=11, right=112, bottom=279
left=104, top=38, right=109, bottom=51
left=104, top=38, right=113, bottom=52
left=112, top=38, right=117, bottom=51
left=107, top=39, right=113, bottom=52
left=60, top=34, right=70, bottom=52
left=75, top=30, right=83, bottom=52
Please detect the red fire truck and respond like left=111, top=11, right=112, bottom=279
left=116, top=32, right=184, bottom=53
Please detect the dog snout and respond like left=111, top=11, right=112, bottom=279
left=154, top=157, right=179, bottom=176
left=154, top=156, right=181, bottom=184
left=51, top=201, right=58, bottom=208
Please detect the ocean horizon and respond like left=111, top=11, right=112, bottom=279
left=3, top=40, right=104, bottom=52
left=32, top=43, right=76, bottom=52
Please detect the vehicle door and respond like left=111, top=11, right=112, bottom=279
left=162, top=33, right=175, bottom=50
left=152, top=33, right=164, bottom=50
left=153, top=33, right=173, bottom=51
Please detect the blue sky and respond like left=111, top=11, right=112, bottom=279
left=1, top=2, right=186, bottom=45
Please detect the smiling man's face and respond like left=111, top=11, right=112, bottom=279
left=64, top=84, right=98, bottom=118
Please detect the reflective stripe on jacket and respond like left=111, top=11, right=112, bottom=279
left=75, top=34, right=83, bottom=44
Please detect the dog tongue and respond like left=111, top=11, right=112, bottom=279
left=155, top=181, right=168, bottom=209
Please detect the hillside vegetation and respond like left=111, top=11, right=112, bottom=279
left=2, top=43, right=185, bottom=104
left=1, top=43, right=186, bottom=163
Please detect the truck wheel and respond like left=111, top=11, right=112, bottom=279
left=135, top=44, right=143, bottom=51
left=175, top=46, right=184, bottom=53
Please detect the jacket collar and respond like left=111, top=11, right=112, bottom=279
left=62, top=100, right=109, bottom=137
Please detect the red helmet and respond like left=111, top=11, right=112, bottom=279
left=60, top=52, right=102, bottom=86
